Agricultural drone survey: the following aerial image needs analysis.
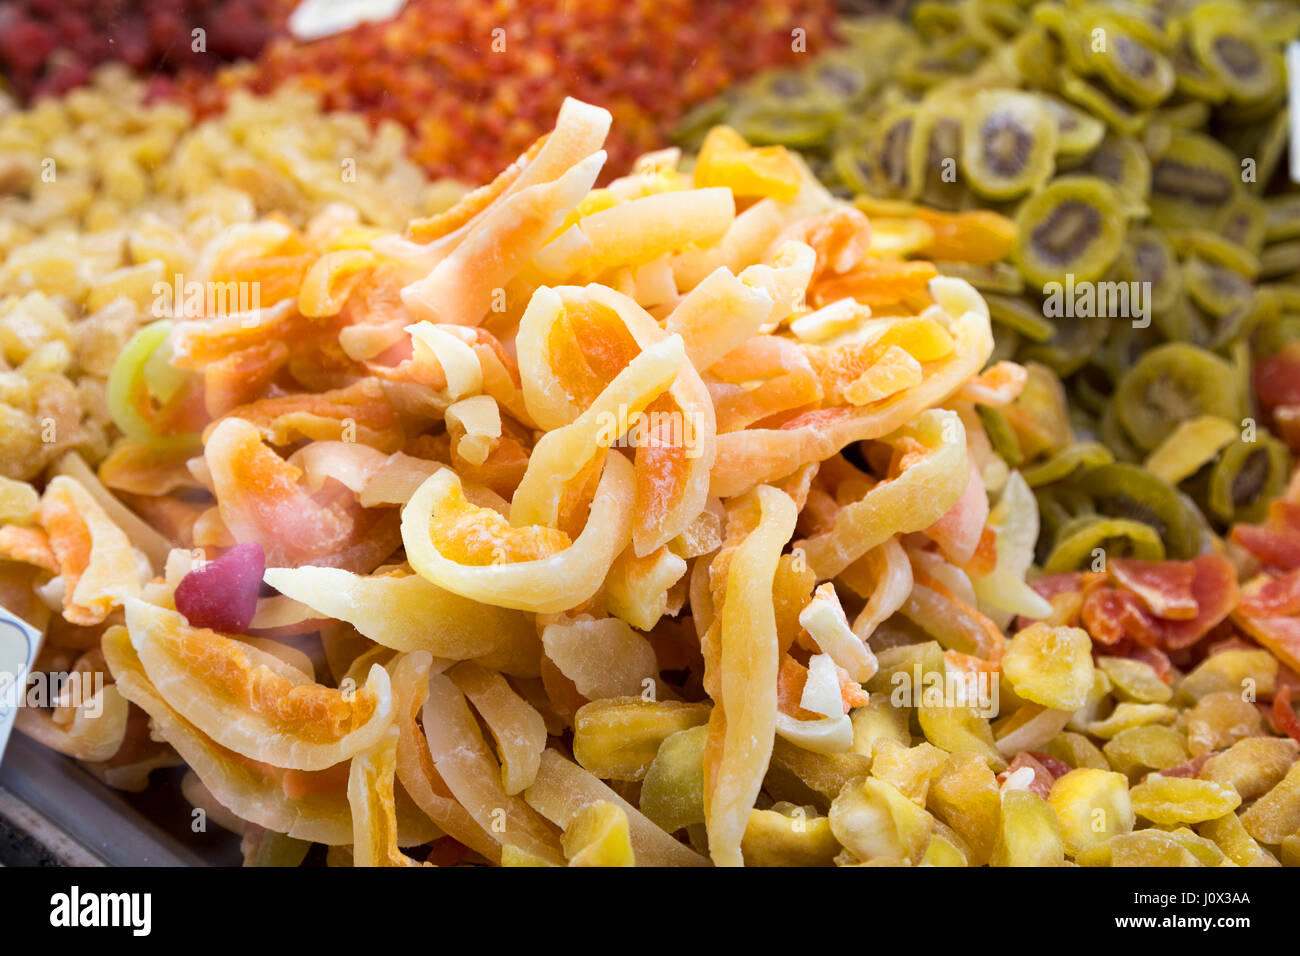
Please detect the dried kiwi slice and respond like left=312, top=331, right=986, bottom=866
left=1019, top=312, right=1109, bottom=377
left=1013, top=176, right=1127, bottom=287
left=1217, top=197, right=1269, bottom=256
left=1058, top=71, right=1150, bottom=137
left=808, top=51, right=874, bottom=104
left=935, top=260, right=1024, bottom=294
left=910, top=98, right=968, bottom=210
left=1205, top=433, right=1290, bottom=524
left=1077, top=462, right=1201, bottom=560
left=1113, top=342, right=1240, bottom=452
left=731, top=102, right=840, bottom=150
left=1169, top=25, right=1228, bottom=103
left=1043, top=514, right=1166, bottom=572
left=1077, top=133, right=1150, bottom=208
left=1260, top=241, right=1300, bottom=281
left=1090, top=15, right=1176, bottom=108
left=1148, top=131, right=1241, bottom=230
left=984, top=292, right=1054, bottom=341
left=1188, top=2, right=1284, bottom=105
left=1265, top=196, right=1300, bottom=242
left=1042, top=95, right=1107, bottom=159
left=873, top=103, right=922, bottom=197
left=1116, top=227, right=1181, bottom=314
left=1168, top=229, right=1261, bottom=278
left=961, top=89, right=1058, bottom=199
left=1156, top=100, right=1211, bottom=131
left=1183, top=255, right=1255, bottom=318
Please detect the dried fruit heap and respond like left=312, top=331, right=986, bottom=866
left=178, top=0, right=838, bottom=183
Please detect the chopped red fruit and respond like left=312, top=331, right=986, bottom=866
left=1270, top=687, right=1300, bottom=745
left=173, top=541, right=266, bottom=634
left=1109, top=558, right=1198, bottom=620
left=1154, top=753, right=1212, bottom=779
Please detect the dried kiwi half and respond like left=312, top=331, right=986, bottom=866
left=1042, top=95, right=1107, bottom=160
left=961, top=89, right=1058, bottom=199
left=1076, top=462, right=1202, bottom=560
left=1148, top=131, right=1242, bottom=230
left=1113, top=342, right=1241, bottom=451
left=1183, top=254, right=1255, bottom=318
left=1204, top=433, right=1290, bottom=524
left=1116, top=227, right=1181, bottom=315
left=1090, top=15, right=1176, bottom=109
left=1013, top=176, right=1127, bottom=287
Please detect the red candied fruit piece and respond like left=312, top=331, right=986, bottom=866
left=1239, top=568, right=1300, bottom=618
left=1253, top=343, right=1300, bottom=413
left=1272, top=687, right=1300, bottom=745
left=1231, top=501, right=1300, bottom=571
left=1109, top=558, right=1198, bottom=620
left=173, top=541, right=265, bottom=634
left=998, top=753, right=1056, bottom=799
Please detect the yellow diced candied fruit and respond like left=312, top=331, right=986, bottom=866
left=1184, top=690, right=1264, bottom=756
left=501, top=844, right=559, bottom=867
left=1097, top=655, right=1173, bottom=704
left=921, top=828, right=969, bottom=867
left=1129, top=774, right=1242, bottom=825
left=1047, top=768, right=1135, bottom=856
left=850, top=694, right=911, bottom=757
left=1109, top=830, right=1203, bottom=867
left=693, top=125, right=802, bottom=201
left=562, top=801, right=635, bottom=867
left=639, top=724, right=707, bottom=834
left=927, top=752, right=1001, bottom=866
left=1200, top=737, right=1298, bottom=800
left=992, top=789, right=1064, bottom=867
left=829, top=777, right=934, bottom=865
left=1044, top=731, right=1110, bottom=771
left=1177, top=649, right=1277, bottom=704
left=1279, top=835, right=1300, bottom=868
left=741, top=806, right=839, bottom=867
left=1162, top=827, right=1226, bottom=867
left=1239, top=760, right=1300, bottom=845
left=917, top=701, right=1004, bottom=771
left=1102, top=725, right=1190, bottom=780
left=1197, top=812, right=1281, bottom=867
left=869, top=739, right=946, bottom=806
left=768, top=737, right=870, bottom=805
left=1085, top=702, right=1178, bottom=739
left=1001, top=623, right=1095, bottom=711
left=573, top=697, right=711, bottom=782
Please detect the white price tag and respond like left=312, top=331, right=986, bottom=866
left=0, top=605, right=42, bottom=765
left=1289, top=41, right=1300, bottom=184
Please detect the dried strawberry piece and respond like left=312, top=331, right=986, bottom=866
left=1109, top=558, right=1199, bottom=620
left=173, top=541, right=265, bottom=634
left=999, top=753, right=1055, bottom=800
left=1239, top=568, right=1300, bottom=618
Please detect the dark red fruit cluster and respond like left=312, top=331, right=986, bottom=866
left=0, top=0, right=294, bottom=100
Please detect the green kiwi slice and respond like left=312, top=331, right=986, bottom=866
left=1264, top=196, right=1300, bottom=243
left=1058, top=71, right=1150, bottom=136
left=1091, top=16, right=1176, bottom=108
left=984, top=292, right=1055, bottom=341
left=1019, top=312, right=1109, bottom=377
left=1076, top=462, right=1201, bottom=560
left=1188, top=3, right=1284, bottom=104
left=1013, top=175, right=1127, bottom=287
left=960, top=89, right=1058, bottom=199
left=1042, top=95, right=1107, bottom=159
left=1182, top=254, right=1254, bottom=318
left=1077, top=133, right=1150, bottom=208
left=1148, top=131, right=1241, bottom=229
left=1116, top=227, right=1182, bottom=314
left=1260, top=241, right=1300, bottom=281
left=1217, top=196, right=1269, bottom=256
left=1205, top=433, right=1290, bottom=524
left=1113, top=342, right=1241, bottom=451
left=935, top=260, right=1025, bottom=295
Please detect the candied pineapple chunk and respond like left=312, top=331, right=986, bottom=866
left=992, top=790, right=1064, bottom=867
left=1048, top=768, right=1135, bottom=856
left=849, top=694, right=911, bottom=757
left=1197, top=812, right=1281, bottom=867
left=1129, top=775, right=1241, bottom=825
left=572, top=698, right=711, bottom=781
left=927, top=752, right=1001, bottom=866
left=562, top=801, right=635, bottom=867
left=1177, top=649, right=1277, bottom=704
left=1200, top=737, right=1298, bottom=800
left=1280, top=835, right=1300, bottom=868
left=1044, top=731, right=1109, bottom=771
left=1102, top=725, right=1190, bottom=780
left=639, top=724, right=707, bottom=834
left=1184, top=691, right=1263, bottom=757
left=1109, top=830, right=1202, bottom=867
left=1239, top=761, right=1300, bottom=845
left=829, top=777, right=934, bottom=865
left=1085, top=703, right=1177, bottom=740
left=917, top=701, right=1004, bottom=771
left=869, top=739, right=946, bottom=806
left=921, top=827, right=969, bottom=867
left=1096, top=656, right=1172, bottom=704
left=741, top=806, right=839, bottom=867
left=1001, top=623, right=1094, bottom=711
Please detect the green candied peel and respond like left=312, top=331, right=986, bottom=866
left=105, top=319, right=201, bottom=451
